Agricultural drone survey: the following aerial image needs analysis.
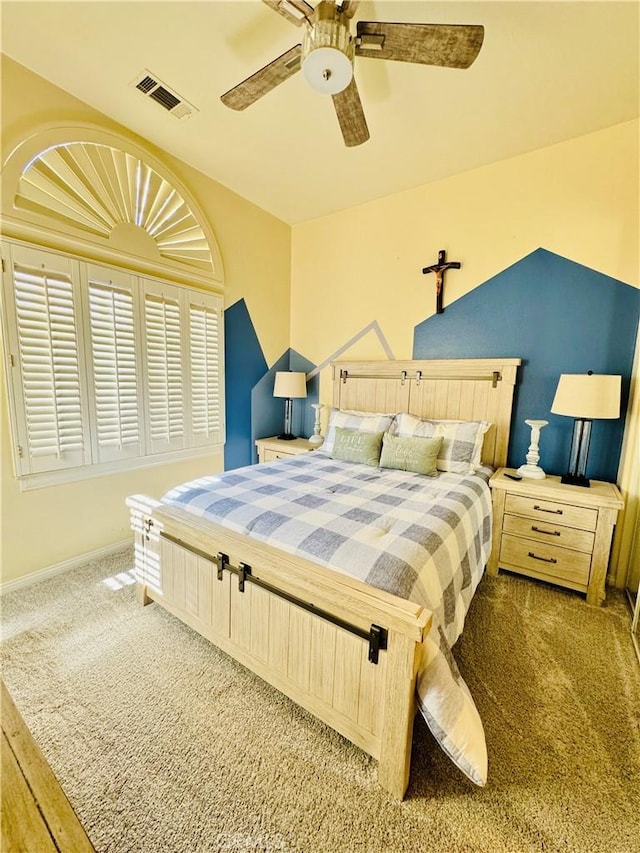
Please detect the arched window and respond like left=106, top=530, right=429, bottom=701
left=1, top=127, right=225, bottom=488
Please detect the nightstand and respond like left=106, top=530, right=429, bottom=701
left=255, top=436, right=314, bottom=464
left=488, top=468, right=624, bottom=605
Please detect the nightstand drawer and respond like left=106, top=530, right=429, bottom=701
left=503, top=514, right=595, bottom=553
left=256, top=437, right=313, bottom=464
left=505, top=494, right=597, bottom=531
left=500, top=533, right=591, bottom=587
left=262, top=449, right=294, bottom=462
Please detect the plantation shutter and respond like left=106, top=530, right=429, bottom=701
left=189, top=293, right=224, bottom=446
left=142, top=280, right=185, bottom=454
left=5, top=245, right=89, bottom=474
left=84, top=266, right=143, bottom=462
left=2, top=239, right=225, bottom=484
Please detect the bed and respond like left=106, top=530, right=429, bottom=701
left=127, top=357, right=521, bottom=798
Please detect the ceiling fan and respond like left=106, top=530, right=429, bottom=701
left=220, top=0, right=484, bottom=147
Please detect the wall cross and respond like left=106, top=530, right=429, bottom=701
left=422, top=249, right=461, bottom=314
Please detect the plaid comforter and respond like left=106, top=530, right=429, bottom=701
left=163, top=452, right=491, bottom=785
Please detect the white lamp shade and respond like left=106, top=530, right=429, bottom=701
left=273, top=371, right=307, bottom=399
left=551, top=374, right=621, bottom=419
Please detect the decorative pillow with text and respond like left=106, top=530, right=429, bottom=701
left=379, top=432, right=443, bottom=476
left=330, top=427, right=384, bottom=466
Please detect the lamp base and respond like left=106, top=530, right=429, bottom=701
left=277, top=432, right=297, bottom=441
left=517, top=463, right=546, bottom=479
left=561, top=419, right=592, bottom=488
left=561, top=473, right=590, bottom=488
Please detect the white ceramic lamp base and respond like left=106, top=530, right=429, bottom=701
left=308, top=403, right=325, bottom=446
left=517, top=419, right=549, bottom=479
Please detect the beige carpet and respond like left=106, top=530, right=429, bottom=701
left=1, top=548, right=638, bottom=853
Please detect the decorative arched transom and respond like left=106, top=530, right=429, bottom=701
left=12, top=140, right=220, bottom=280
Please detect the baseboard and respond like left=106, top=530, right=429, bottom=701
left=1, top=538, right=133, bottom=595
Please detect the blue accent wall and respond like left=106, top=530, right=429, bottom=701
left=250, top=350, right=319, bottom=464
left=224, top=299, right=267, bottom=471
left=224, top=300, right=319, bottom=470
left=413, top=249, right=639, bottom=483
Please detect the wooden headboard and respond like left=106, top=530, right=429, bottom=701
left=331, top=358, right=521, bottom=469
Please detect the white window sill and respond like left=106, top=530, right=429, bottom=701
left=17, top=443, right=224, bottom=491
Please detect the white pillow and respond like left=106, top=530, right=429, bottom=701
left=395, top=412, right=490, bottom=474
left=323, top=409, right=396, bottom=454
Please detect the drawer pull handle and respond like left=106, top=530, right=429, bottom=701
left=531, top=526, right=560, bottom=536
left=528, top=551, right=558, bottom=564
left=533, top=504, right=563, bottom=515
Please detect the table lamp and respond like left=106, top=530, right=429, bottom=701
left=273, top=371, right=307, bottom=440
left=550, top=372, right=621, bottom=487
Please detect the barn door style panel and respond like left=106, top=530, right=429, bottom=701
left=228, top=578, right=389, bottom=754
left=332, top=358, right=520, bottom=468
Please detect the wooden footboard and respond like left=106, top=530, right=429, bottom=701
left=128, top=494, right=431, bottom=799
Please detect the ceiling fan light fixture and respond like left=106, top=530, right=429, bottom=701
left=302, top=46, right=353, bottom=94
left=302, top=15, right=354, bottom=94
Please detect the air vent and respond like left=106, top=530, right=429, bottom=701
left=131, top=69, right=197, bottom=120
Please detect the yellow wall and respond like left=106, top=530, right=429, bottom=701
left=291, top=119, right=639, bottom=389
left=0, top=56, right=291, bottom=584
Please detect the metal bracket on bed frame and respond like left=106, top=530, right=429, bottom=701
left=215, top=552, right=251, bottom=592
left=162, top=535, right=388, bottom=664
left=216, top=551, right=227, bottom=581
left=143, top=517, right=153, bottom=542
left=368, top=625, right=386, bottom=664
left=237, top=562, right=251, bottom=592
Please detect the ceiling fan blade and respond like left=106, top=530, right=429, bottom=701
left=340, top=0, right=360, bottom=18
left=262, top=0, right=313, bottom=27
left=332, top=78, right=370, bottom=147
left=356, top=22, right=484, bottom=69
left=221, top=45, right=302, bottom=111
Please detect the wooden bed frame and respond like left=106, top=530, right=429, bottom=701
left=128, top=358, right=520, bottom=798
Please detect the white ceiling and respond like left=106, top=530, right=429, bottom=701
left=1, top=1, right=638, bottom=224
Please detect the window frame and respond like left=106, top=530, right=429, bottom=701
left=1, top=238, right=225, bottom=491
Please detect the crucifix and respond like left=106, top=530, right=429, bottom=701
left=422, top=249, right=461, bottom=314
